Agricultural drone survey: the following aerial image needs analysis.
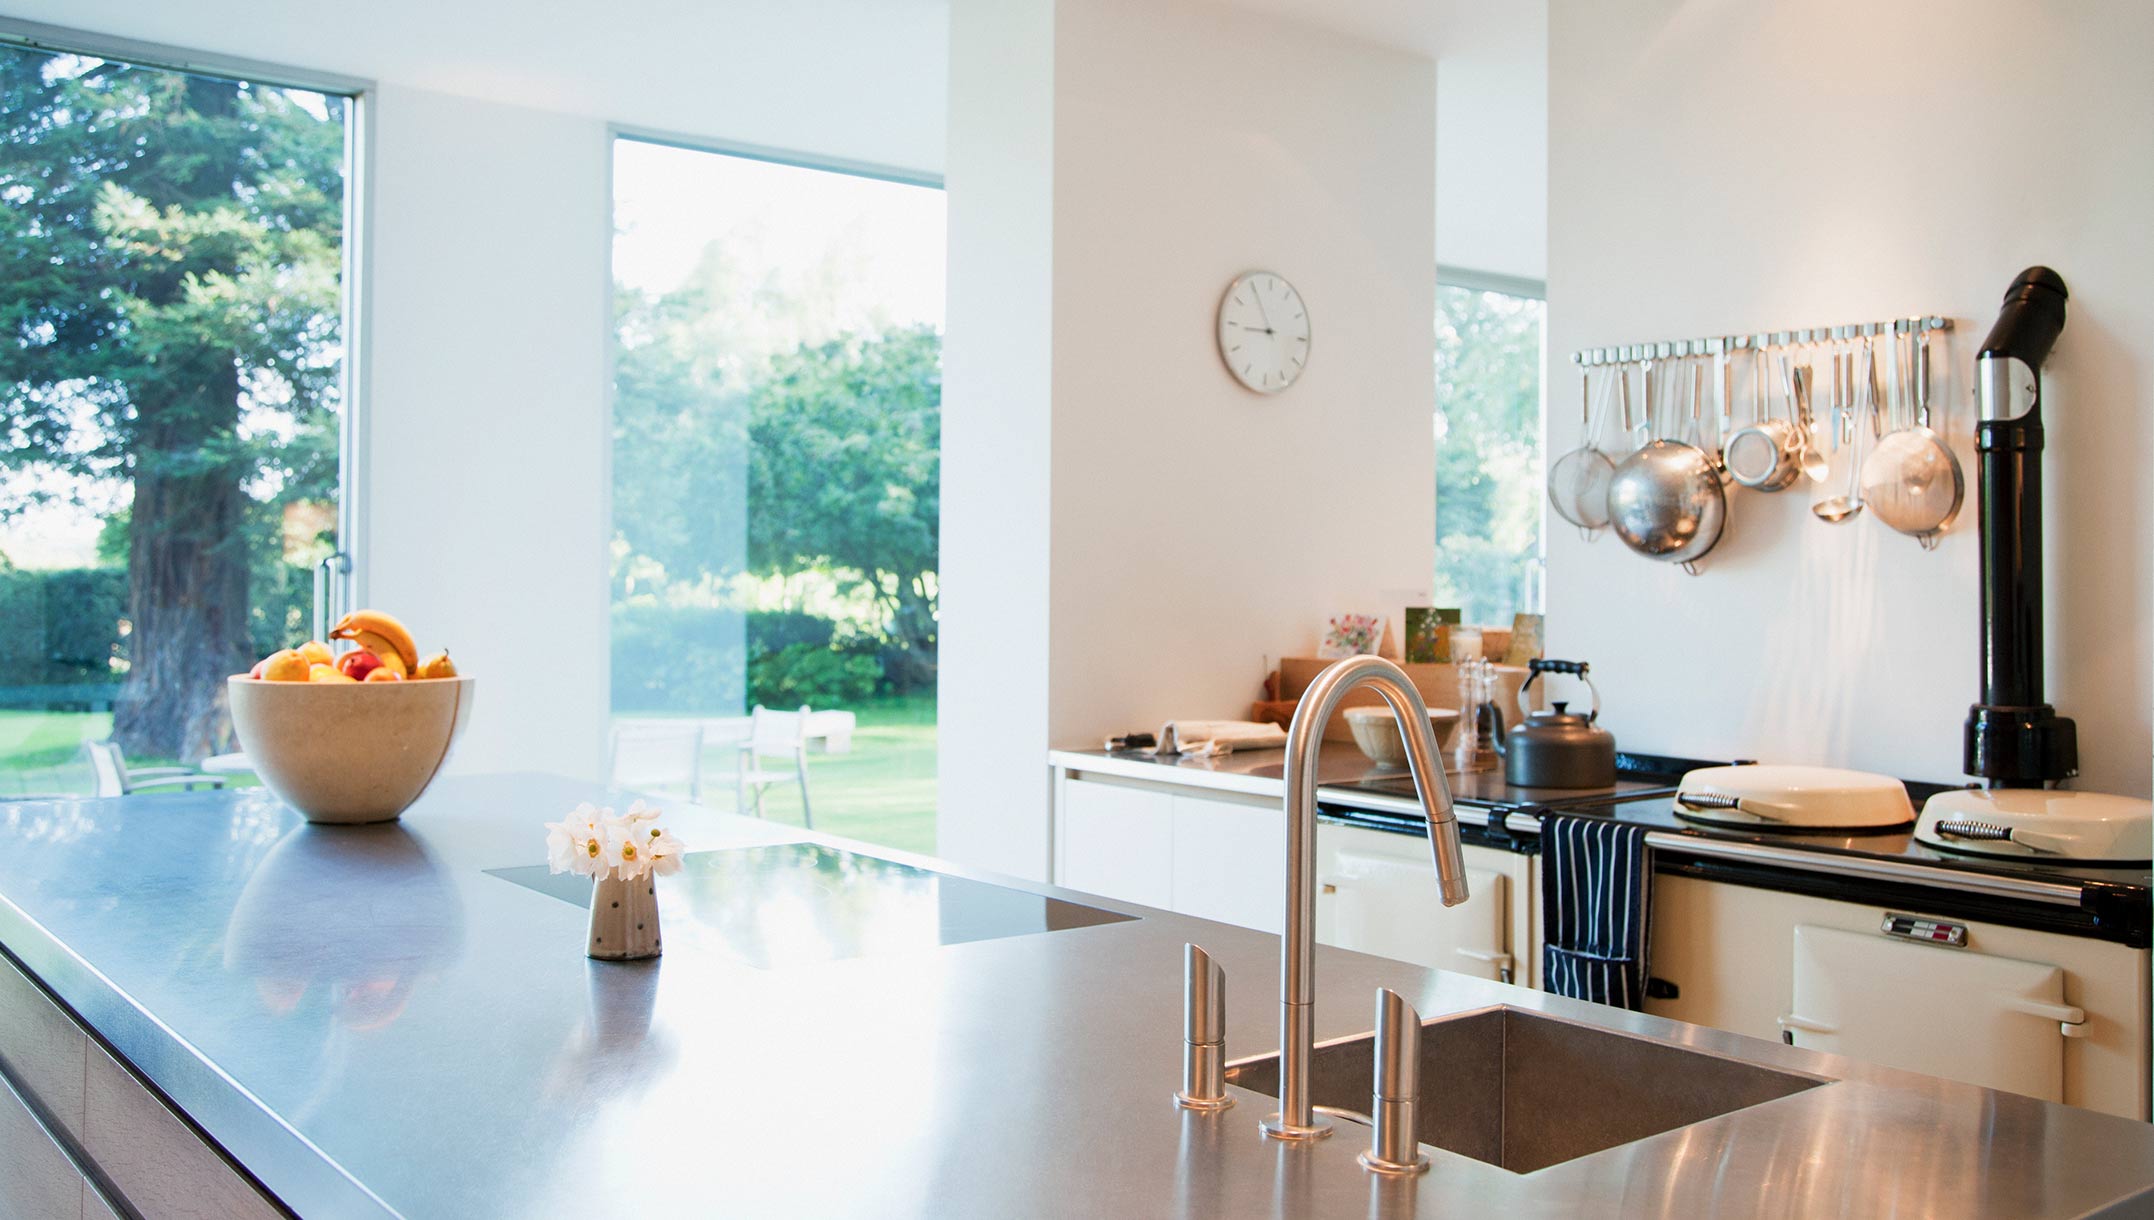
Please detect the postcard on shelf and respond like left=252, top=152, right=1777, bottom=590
left=1504, top=613, right=1545, bottom=666
left=1317, top=613, right=1386, bottom=659
left=1403, top=607, right=1460, bottom=663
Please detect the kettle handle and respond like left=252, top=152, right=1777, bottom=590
left=1522, top=661, right=1600, bottom=723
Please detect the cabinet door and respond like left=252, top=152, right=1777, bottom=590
left=1169, top=795, right=1284, bottom=933
left=1787, top=925, right=2073, bottom=1103
left=1315, top=825, right=1513, bottom=980
left=1055, top=779, right=1175, bottom=909
left=0, top=1065, right=85, bottom=1220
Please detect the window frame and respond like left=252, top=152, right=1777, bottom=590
left=0, top=17, right=376, bottom=618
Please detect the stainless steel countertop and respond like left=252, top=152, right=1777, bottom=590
left=3, top=775, right=2153, bottom=1218
left=1049, top=746, right=2151, bottom=910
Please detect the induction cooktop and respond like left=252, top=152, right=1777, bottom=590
left=490, top=842, right=1134, bottom=969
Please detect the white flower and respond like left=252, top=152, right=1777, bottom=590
left=601, top=821, right=651, bottom=880
left=622, top=800, right=662, bottom=825
left=643, top=826, right=687, bottom=878
left=544, top=809, right=610, bottom=877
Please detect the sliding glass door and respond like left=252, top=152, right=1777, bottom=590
left=0, top=37, right=356, bottom=792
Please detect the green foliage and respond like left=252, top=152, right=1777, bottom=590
left=1434, top=285, right=1545, bottom=624
left=610, top=284, right=943, bottom=694
left=745, top=325, right=941, bottom=671
left=0, top=52, right=345, bottom=511
left=609, top=603, right=886, bottom=713
left=747, top=641, right=883, bottom=708
left=0, top=568, right=127, bottom=690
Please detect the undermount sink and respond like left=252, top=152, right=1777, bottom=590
left=1225, top=1005, right=1828, bottom=1174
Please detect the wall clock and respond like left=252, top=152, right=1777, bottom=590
left=1217, top=270, right=1310, bottom=394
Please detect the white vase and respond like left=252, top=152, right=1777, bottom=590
left=587, top=873, right=661, bottom=960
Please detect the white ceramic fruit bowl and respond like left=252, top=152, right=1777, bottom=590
left=227, top=675, right=474, bottom=825
left=1343, top=704, right=1461, bottom=767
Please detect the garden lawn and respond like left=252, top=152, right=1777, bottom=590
left=0, top=709, right=110, bottom=797
left=6, top=698, right=941, bottom=858
left=692, top=694, right=938, bottom=856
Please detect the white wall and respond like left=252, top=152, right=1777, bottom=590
left=1547, top=0, right=2154, bottom=796
left=941, top=0, right=1436, bottom=878
left=360, top=86, right=610, bottom=776
left=1434, top=1, right=1546, bottom=281
left=13, top=2, right=950, bottom=779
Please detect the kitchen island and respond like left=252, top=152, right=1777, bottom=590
left=3, top=774, right=2153, bottom=1217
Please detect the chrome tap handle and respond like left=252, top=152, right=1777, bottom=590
left=1173, top=944, right=1233, bottom=1111
left=1360, top=989, right=1431, bottom=1176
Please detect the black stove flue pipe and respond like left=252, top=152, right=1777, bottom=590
left=1965, top=266, right=2077, bottom=786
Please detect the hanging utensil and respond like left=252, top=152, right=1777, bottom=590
left=1729, top=353, right=1803, bottom=491
left=1608, top=354, right=1728, bottom=574
left=1792, top=358, right=1830, bottom=483
left=1548, top=367, right=1616, bottom=538
left=1860, top=324, right=1964, bottom=548
left=1813, top=340, right=1874, bottom=524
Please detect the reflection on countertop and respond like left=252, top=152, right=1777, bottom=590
left=489, top=842, right=1131, bottom=969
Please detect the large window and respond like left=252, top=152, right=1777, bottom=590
left=0, top=38, right=354, bottom=795
left=1434, top=278, right=1545, bottom=628
left=609, top=138, right=943, bottom=853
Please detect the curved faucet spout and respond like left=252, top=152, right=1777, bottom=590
left=1261, top=654, right=1468, bottom=1142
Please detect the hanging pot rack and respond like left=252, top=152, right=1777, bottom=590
left=1569, top=314, right=1952, bottom=367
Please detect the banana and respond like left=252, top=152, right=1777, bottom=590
left=329, top=610, right=418, bottom=672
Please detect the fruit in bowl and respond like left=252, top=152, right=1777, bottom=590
left=232, top=610, right=474, bottom=825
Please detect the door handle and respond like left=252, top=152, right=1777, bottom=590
left=1454, top=948, right=1514, bottom=985
left=1777, top=1013, right=1836, bottom=1044
left=2004, top=996, right=2087, bottom=1037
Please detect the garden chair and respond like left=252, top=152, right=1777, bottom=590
left=607, top=720, right=706, bottom=803
left=729, top=705, right=814, bottom=829
left=84, top=741, right=226, bottom=798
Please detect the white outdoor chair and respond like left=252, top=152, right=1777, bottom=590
left=607, top=720, right=706, bottom=803
left=732, top=705, right=814, bottom=829
left=84, top=741, right=226, bottom=798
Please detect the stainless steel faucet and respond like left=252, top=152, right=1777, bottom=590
left=1261, top=654, right=1469, bottom=1142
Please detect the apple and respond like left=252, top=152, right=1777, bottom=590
left=337, top=650, right=385, bottom=682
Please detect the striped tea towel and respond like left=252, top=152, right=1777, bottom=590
left=1539, top=813, right=1654, bottom=1010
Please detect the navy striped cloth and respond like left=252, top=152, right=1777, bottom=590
left=1539, top=812, right=1654, bottom=1010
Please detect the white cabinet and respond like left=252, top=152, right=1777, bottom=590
left=1054, top=778, right=1176, bottom=909
left=1170, top=795, right=1284, bottom=933
left=1052, top=774, right=1530, bottom=964
left=1053, top=773, right=1282, bottom=930
left=1315, top=824, right=1529, bottom=984
left=1645, top=873, right=2150, bottom=1120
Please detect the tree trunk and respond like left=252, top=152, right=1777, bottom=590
left=882, top=580, right=939, bottom=694
left=111, top=361, right=251, bottom=765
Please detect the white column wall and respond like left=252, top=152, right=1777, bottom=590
left=941, top=0, right=1437, bottom=879
left=360, top=86, right=611, bottom=778
left=937, top=0, right=1058, bottom=876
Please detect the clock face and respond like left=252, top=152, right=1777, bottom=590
left=1217, top=271, right=1310, bottom=394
